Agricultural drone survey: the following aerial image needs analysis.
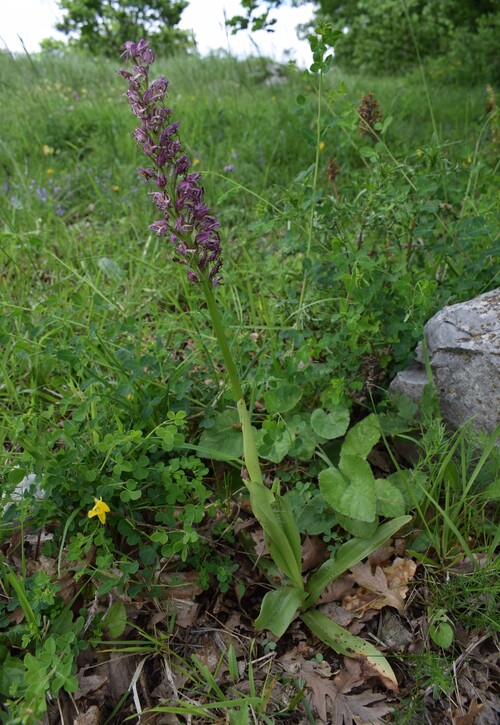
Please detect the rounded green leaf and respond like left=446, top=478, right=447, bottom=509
left=263, top=383, right=302, bottom=415
left=342, top=414, right=381, bottom=459
left=319, top=467, right=348, bottom=510
left=429, top=621, right=454, bottom=649
left=375, top=479, right=406, bottom=517
left=310, top=407, right=350, bottom=440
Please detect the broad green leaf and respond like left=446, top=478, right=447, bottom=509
left=319, top=466, right=348, bottom=510
left=284, top=488, right=336, bottom=536
left=304, top=516, right=412, bottom=607
left=375, top=479, right=406, bottom=517
left=103, top=600, right=127, bottom=638
left=263, top=382, right=302, bottom=414
left=0, top=654, right=25, bottom=697
left=301, top=609, right=398, bottom=690
left=310, top=407, right=349, bottom=440
left=336, top=512, right=379, bottom=538
left=337, top=454, right=377, bottom=522
left=256, top=420, right=294, bottom=464
left=386, top=469, right=427, bottom=508
left=255, top=586, right=306, bottom=638
left=272, top=492, right=303, bottom=576
left=359, top=145, right=378, bottom=160
left=429, top=621, right=454, bottom=649
left=7, top=468, right=29, bottom=485
left=342, top=414, right=380, bottom=459
left=287, top=414, right=320, bottom=461
left=246, top=481, right=303, bottom=589
left=198, top=409, right=243, bottom=460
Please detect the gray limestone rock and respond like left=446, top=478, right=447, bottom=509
left=391, top=289, right=500, bottom=434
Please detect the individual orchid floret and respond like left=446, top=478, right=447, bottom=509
left=118, top=39, right=223, bottom=286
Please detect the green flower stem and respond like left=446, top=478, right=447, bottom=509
left=202, top=280, right=264, bottom=486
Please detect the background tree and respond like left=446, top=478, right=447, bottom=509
left=314, top=0, right=499, bottom=76
left=56, top=0, right=194, bottom=57
left=228, top=0, right=500, bottom=81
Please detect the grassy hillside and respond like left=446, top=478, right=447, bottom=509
left=0, top=45, right=498, bottom=723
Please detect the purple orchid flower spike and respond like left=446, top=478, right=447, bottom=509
left=118, top=39, right=223, bottom=286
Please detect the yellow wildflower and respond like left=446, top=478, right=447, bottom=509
left=47, top=168, right=55, bottom=175
left=112, top=184, right=120, bottom=192
left=319, top=141, right=325, bottom=152
left=192, top=158, right=200, bottom=167
left=88, top=497, right=110, bottom=525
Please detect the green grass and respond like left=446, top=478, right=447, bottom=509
left=0, top=45, right=498, bottom=722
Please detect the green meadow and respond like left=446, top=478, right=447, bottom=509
left=0, top=42, right=498, bottom=723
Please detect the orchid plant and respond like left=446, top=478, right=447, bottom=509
left=118, top=37, right=410, bottom=689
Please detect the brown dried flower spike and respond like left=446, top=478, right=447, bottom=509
left=358, top=92, right=383, bottom=142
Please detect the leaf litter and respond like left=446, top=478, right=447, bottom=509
left=2, top=518, right=499, bottom=723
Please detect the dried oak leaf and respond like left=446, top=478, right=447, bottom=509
left=74, top=705, right=102, bottom=725
left=344, top=558, right=416, bottom=614
left=302, top=536, right=328, bottom=573
left=452, top=697, right=482, bottom=725
left=316, top=575, right=356, bottom=605
left=283, top=656, right=392, bottom=723
left=157, top=571, right=203, bottom=628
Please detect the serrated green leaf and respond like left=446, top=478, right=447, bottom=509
left=342, top=414, right=381, bottom=459
left=375, top=479, right=406, bottom=517
left=310, top=407, right=349, bottom=440
left=255, top=586, right=306, bottom=638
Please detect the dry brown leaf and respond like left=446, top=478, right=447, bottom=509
left=317, top=602, right=359, bottom=629
left=74, top=705, right=102, bottom=725
left=93, top=652, right=139, bottom=702
left=452, top=697, right=482, bottom=725
left=383, top=557, right=417, bottom=591
left=75, top=672, right=108, bottom=699
left=316, top=575, right=356, bottom=605
left=157, top=570, right=203, bottom=599
left=171, top=598, right=200, bottom=628
left=157, top=571, right=203, bottom=627
left=367, top=543, right=395, bottom=566
left=345, top=562, right=406, bottom=613
left=286, top=657, right=392, bottom=723
left=344, top=558, right=416, bottom=615
left=302, top=536, right=328, bottom=572
left=250, top=528, right=268, bottom=558
left=377, top=611, right=413, bottom=651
